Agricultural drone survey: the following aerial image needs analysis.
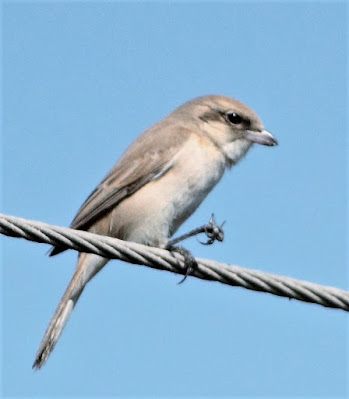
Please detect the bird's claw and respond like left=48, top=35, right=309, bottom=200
left=166, top=245, right=198, bottom=284
left=166, top=214, right=225, bottom=283
left=198, top=214, right=225, bottom=245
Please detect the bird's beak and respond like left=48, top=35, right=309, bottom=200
left=246, top=129, right=278, bottom=146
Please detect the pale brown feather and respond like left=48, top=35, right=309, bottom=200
left=50, top=121, right=192, bottom=255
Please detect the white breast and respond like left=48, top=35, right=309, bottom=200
left=111, top=134, right=227, bottom=247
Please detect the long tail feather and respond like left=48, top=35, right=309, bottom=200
left=33, top=253, right=108, bottom=369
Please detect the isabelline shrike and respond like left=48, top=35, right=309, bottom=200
left=33, top=95, right=278, bottom=369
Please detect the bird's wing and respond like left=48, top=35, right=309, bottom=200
left=50, top=121, right=191, bottom=256
left=71, top=122, right=191, bottom=231
left=70, top=150, right=175, bottom=231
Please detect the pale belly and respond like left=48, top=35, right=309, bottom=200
left=91, top=135, right=227, bottom=247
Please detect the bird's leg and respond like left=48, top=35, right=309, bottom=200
left=167, top=214, right=225, bottom=247
left=165, top=214, right=225, bottom=284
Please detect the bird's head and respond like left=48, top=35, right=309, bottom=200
left=173, top=95, right=278, bottom=166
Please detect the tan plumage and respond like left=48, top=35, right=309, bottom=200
left=33, top=95, right=277, bottom=369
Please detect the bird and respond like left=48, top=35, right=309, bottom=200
left=33, top=94, right=278, bottom=369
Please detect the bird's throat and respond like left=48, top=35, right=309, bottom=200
left=222, top=139, right=252, bottom=167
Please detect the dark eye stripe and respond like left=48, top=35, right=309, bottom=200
left=199, top=108, right=250, bottom=127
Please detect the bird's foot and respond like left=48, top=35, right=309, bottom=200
left=198, top=214, right=225, bottom=245
left=165, top=214, right=225, bottom=284
left=167, top=214, right=225, bottom=247
left=165, top=245, right=198, bottom=284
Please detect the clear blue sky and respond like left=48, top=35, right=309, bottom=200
left=2, top=2, right=347, bottom=397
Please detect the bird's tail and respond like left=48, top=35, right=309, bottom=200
left=33, top=253, right=108, bottom=370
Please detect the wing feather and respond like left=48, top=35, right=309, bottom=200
left=50, top=120, right=191, bottom=256
left=70, top=154, right=175, bottom=230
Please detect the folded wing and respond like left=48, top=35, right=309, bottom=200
left=50, top=121, right=191, bottom=255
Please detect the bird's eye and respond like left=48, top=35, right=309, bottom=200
left=226, top=112, right=243, bottom=125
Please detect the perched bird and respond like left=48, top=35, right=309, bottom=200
left=33, top=94, right=277, bottom=369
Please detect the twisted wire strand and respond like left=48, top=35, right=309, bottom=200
left=1, top=213, right=348, bottom=312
